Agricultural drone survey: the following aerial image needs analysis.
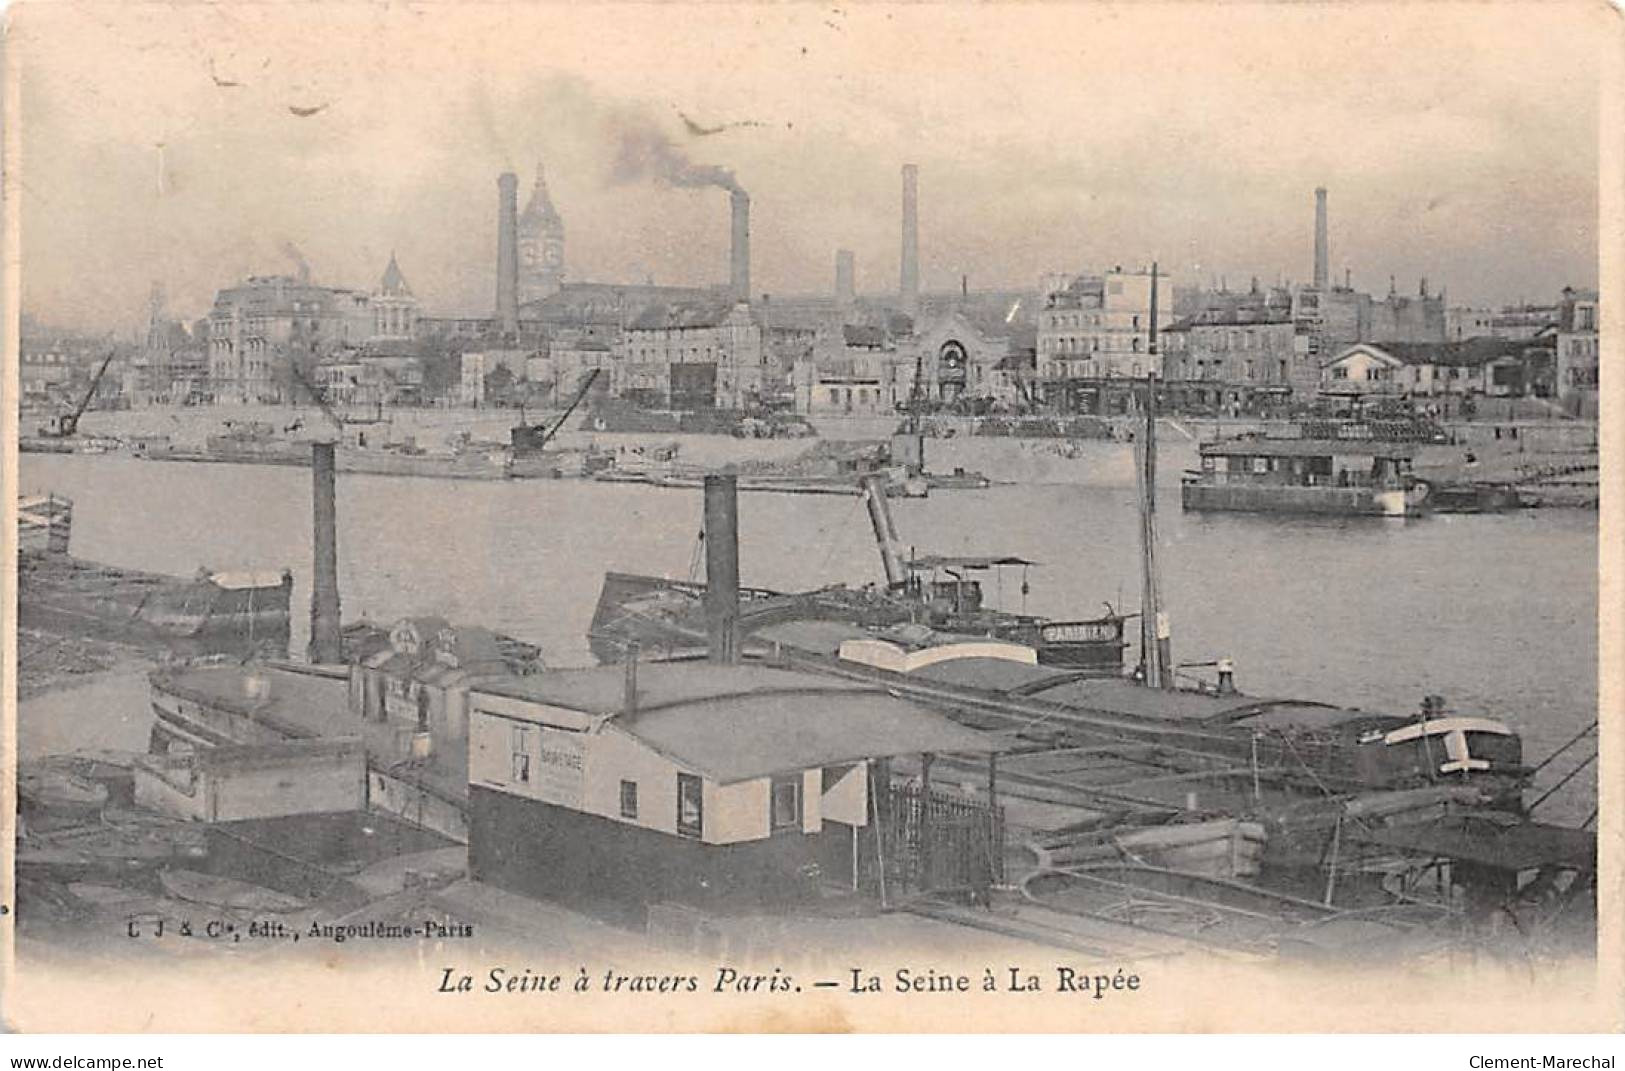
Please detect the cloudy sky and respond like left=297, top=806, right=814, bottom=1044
left=12, top=2, right=1609, bottom=334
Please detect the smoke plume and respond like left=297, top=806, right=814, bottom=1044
left=610, top=117, right=741, bottom=193
left=280, top=240, right=312, bottom=283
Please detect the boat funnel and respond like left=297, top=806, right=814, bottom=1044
left=703, top=474, right=740, bottom=664
left=623, top=641, right=640, bottom=718
left=860, top=474, right=909, bottom=590
left=308, top=441, right=343, bottom=664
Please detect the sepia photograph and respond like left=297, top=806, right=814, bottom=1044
left=2, top=0, right=1618, bottom=1036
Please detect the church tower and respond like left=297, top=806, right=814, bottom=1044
left=517, top=162, right=565, bottom=304
left=372, top=252, right=418, bottom=341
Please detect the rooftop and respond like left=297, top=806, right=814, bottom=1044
left=1198, top=437, right=1418, bottom=459
left=628, top=302, right=741, bottom=332
left=472, top=661, right=997, bottom=783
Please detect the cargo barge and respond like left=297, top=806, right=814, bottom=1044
left=17, top=492, right=294, bottom=661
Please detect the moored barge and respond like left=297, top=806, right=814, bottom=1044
left=1182, top=437, right=1431, bottom=516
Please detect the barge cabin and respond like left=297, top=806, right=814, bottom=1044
left=465, top=661, right=1001, bottom=925
left=1182, top=437, right=1430, bottom=516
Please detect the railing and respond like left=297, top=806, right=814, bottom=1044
left=880, top=783, right=1003, bottom=896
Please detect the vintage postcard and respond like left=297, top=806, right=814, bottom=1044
left=2, top=0, right=1619, bottom=1034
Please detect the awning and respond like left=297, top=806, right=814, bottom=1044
left=907, top=555, right=1039, bottom=570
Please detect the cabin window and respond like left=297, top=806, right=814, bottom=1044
left=771, top=775, right=803, bottom=832
left=619, top=780, right=639, bottom=819
left=1253, top=457, right=1269, bottom=474
left=510, top=725, right=532, bottom=784
left=676, top=773, right=704, bottom=839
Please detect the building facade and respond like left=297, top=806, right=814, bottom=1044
left=1161, top=294, right=1313, bottom=410
left=619, top=302, right=766, bottom=409
left=1036, top=268, right=1166, bottom=412
left=207, top=274, right=377, bottom=404
left=1555, top=287, right=1599, bottom=413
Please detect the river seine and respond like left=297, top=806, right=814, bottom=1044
left=20, top=444, right=1599, bottom=823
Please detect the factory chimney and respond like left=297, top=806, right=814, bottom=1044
left=835, top=249, right=856, bottom=308
left=496, top=172, right=520, bottom=336
left=1313, top=187, right=1329, bottom=291
left=703, top=474, right=740, bottom=663
left=730, top=189, right=751, bottom=304
left=308, top=441, right=342, bottom=665
left=900, top=164, right=920, bottom=318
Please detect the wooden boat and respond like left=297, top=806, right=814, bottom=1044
left=17, top=492, right=73, bottom=555
left=19, top=552, right=293, bottom=660
left=1030, top=818, right=1267, bottom=879
left=17, top=765, right=109, bottom=818
left=1427, top=482, right=1530, bottom=514
left=159, top=868, right=308, bottom=913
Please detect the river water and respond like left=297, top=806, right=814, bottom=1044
left=19, top=443, right=1600, bottom=823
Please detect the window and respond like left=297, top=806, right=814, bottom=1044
left=619, top=780, right=639, bottom=819
left=510, top=725, right=532, bottom=783
left=676, top=774, right=703, bottom=838
left=770, top=775, right=802, bottom=832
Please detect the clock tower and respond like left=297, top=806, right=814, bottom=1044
left=517, top=162, right=565, bottom=304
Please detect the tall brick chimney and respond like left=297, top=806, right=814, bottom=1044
left=1313, top=186, right=1329, bottom=292
left=900, top=164, right=920, bottom=317
left=730, top=189, right=751, bottom=304
left=496, top=172, right=520, bottom=336
left=835, top=249, right=856, bottom=308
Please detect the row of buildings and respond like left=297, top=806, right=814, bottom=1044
left=64, top=173, right=1602, bottom=419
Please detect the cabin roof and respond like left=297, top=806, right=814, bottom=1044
left=473, top=662, right=997, bottom=783
left=1198, top=438, right=1418, bottom=459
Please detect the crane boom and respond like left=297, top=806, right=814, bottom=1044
left=44, top=350, right=118, bottom=438
left=536, top=368, right=601, bottom=449
left=286, top=361, right=346, bottom=437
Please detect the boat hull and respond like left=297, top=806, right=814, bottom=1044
left=20, top=554, right=293, bottom=660
left=1182, top=481, right=1428, bottom=516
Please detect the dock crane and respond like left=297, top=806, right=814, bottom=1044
left=285, top=361, right=348, bottom=442
left=512, top=368, right=601, bottom=454
left=37, top=351, right=117, bottom=438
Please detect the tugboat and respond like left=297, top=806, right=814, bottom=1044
left=587, top=471, right=1128, bottom=673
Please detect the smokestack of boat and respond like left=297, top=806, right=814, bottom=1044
left=861, top=474, right=909, bottom=590
left=730, top=190, right=751, bottom=304
left=704, top=474, right=740, bottom=663
left=623, top=641, right=640, bottom=718
left=308, top=441, right=342, bottom=664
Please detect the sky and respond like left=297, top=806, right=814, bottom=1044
left=9, top=2, right=1611, bottom=335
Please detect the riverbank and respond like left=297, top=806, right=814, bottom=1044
left=25, top=402, right=1599, bottom=504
